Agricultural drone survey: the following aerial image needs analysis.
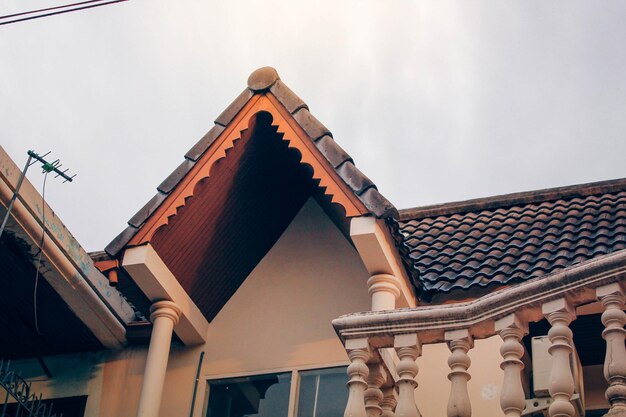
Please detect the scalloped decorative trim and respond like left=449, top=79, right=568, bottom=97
left=129, top=94, right=367, bottom=245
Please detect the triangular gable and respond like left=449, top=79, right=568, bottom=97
left=105, top=67, right=398, bottom=321
left=107, top=67, right=397, bottom=257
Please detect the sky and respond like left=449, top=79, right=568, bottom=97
left=2, top=1, right=625, bottom=251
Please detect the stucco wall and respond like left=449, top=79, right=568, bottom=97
left=10, top=197, right=610, bottom=417
left=201, top=198, right=372, bottom=377
left=416, top=336, right=505, bottom=417
left=102, top=198, right=372, bottom=417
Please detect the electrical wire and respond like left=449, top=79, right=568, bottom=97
left=0, top=0, right=129, bottom=26
left=33, top=171, right=49, bottom=335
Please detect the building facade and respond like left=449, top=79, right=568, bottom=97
left=0, top=67, right=624, bottom=417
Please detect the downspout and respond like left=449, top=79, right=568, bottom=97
left=189, top=351, right=205, bottom=417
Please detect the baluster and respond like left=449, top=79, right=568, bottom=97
left=345, top=338, right=371, bottom=417
left=496, top=314, right=529, bottom=417
left=365, top=363, right=385, bottom=417
left=543, top=298, right=576, bottom=417
left=394, top=333, right=421, bottom=417
left=445, top=329, right=474, bottom=417
left=380, top=386, right=397, bottom=417
left=597, top=283, right=626, bottom=416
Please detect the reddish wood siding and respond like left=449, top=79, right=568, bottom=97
left=151, top=113, right=317, bottom=321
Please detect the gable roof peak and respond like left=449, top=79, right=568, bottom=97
left=247, top=66, right=280, bottom=92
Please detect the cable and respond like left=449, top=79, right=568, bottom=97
left=33, top=172, right=49, bottom=335
left=0, top=0, right=129, bottom=26
left=1, top=0, right=108, bottom=20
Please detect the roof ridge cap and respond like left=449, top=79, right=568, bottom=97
left=399, top=177, right=626, bottom=221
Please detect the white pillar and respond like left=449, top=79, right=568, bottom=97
left=394, top=333, right=422, bottom=417
left=136, top=300, right=182, bottom=417
left=368, top=274, right=401, bottom=311
left=543, top=298, right=576, bottom=417
left=496, top=314, right=528, bottom=417
left=365, top=363, right=385, bottom=417
left=445, top=329, right=473, bottom=417
left=344, top=338, right=371, bottom=417
left=380, top=387, right=397, bottom=417
left=597, top=283, right=626, bottom=416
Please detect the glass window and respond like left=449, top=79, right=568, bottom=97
left=206, top=372, right=291, bottom=417
left=297, top=367, right=348, bottom=417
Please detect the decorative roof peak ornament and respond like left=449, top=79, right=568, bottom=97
left=247, top=67, right=280, bottom=92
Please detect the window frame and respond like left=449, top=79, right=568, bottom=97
left=201, top=361, right=349, bottom=417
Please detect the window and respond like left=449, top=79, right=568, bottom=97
left=296, top=367, right=348, bottom=417
left=206, top=372, right=292, bottom=417
left=206, top=367, right=347, bottom=417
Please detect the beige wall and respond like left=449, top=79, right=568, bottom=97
left=201, top=198, right=371, bottom=377
left=100, top=198, right=372, bottom=417
left=417, top=336, right=505, bottom=417
left=13, top=197, right=608, bottom=417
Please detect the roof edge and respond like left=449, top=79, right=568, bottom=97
left=399, top=177, right=626, bottom=221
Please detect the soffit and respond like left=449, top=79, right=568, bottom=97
left=0, top=231, right=103, bottom=359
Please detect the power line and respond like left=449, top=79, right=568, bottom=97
left=0, top=0, right=129, bottom=26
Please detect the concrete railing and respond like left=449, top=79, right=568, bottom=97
left=333, top=251, right=626, bottom=417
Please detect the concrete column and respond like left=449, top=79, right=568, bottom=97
left=136, top=300, right=182, bottom=417
left=367, top=274, right=401, bottom=311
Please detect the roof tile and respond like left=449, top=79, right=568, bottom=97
left=215, top=88, right=254, bottom=127
left=105, top=225, right=139, bottom=257
left=293, top=108, right=331, bottom=141
left=315, top=135, right=353, bottom=169
left=184, top=124, right=226, bottom=161
left=128, top=191, right=168, bottom=228
left=157, top=160, right=195, bottom=194
left=397, top=183, right=626, bottom=298
left=270, top=80, right=308, bottom=114
left=336, top=162, right=375, bottom=195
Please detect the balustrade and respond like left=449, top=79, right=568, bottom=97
left=336, top=258, right=625, bottom=417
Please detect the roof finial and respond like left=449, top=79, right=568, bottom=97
left=247, top=67, right=280, bottom=92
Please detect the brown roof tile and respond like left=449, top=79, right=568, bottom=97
left=292, top=107, right=331, bottom=141
left=396, top=179, right=626, bottom=299
left=269, top=80, right=308, bottom=114
left=128, top=192, right=168, bottom=228
left=315, top=135, right=353, bottom=168
left=214, top=88, right=254, bottom=127
left=184, top=124, right=226, bottom=161
left=157, top=159, right=195, bottom=194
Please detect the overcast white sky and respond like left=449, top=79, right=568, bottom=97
left=2, top=1, right=625, bottom=251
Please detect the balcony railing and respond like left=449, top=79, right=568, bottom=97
left=333, top=250, right=626, bottom=417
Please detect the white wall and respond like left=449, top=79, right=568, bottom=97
left=201, top=198, right=372, bottom=376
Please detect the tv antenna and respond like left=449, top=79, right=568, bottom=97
left=0, top=150, right=76, bottom=240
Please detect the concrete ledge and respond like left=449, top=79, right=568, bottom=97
left=122, top=244, right=208, bottom=345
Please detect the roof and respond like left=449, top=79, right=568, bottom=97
left=397, top=178, right=626, bottom=300
left=106, top=67, right=397, bottom=257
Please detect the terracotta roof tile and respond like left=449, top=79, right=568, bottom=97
left=270, top=79, right=308, bottom=114
left=214, top=88, right=254, bottom=127
left=128, top=191, right=168, bottom=228
left=315, top=135, right=353, bottom=168
left=157, top=159, right=195, bottom=194
left=184, top=124, right=226, bottom=161
left=292, top=108, right=331, bottom=141
left=395, top=180, right=626, bottom=298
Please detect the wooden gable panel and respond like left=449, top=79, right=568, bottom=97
left=151, top=113, right=316, bottom=321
